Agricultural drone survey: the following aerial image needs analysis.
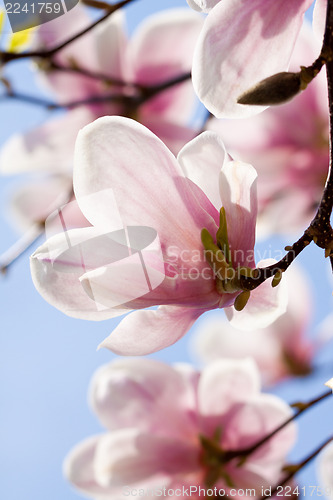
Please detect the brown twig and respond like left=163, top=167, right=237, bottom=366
left=0, top=0, right=138, bottom=65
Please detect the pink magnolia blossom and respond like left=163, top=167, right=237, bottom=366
left=206, top=25, right=329, bottom=235
left=192, top=265, right=316, bottom=386
left=30, top=117, right=287, bottom=355
left=189, top=0, right=325, bottom=118
left=0, top=6, right=202, bottom=228
left=64, top=358, right=296, bottom=499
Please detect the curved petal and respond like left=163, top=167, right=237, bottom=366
left=30, top=228, right=131, bottom=320
left=98, top=305, right=207, bottom=355
left=318, top=442, right=333, bottom=495
left=222, top=394, right=296, bottom=480
left=219, top=160, right=258, bottom=268
left=225, top=258, right=288, bottom=330
left=129, top=9, right=203, bottom=122
left=313, top=0, right=327, bottom=42
left=33, top=7, right=100, bottom=101
left=73, top=116, right=217, bottom=252
left=63, top=435, right=115, bottom=499
left=192, top=317, right=283, bottom=386
left=142, top=116, right=197, bottom=156
left=89, top=359, right=198, bottom=438
left=178, top=131, right=227, bottom=211
left=198, top=358, right=261, bottom=416
left=192, top=0, right=312, bottom=118
left=8, top=175, right=72, bottom=230
left=93, top=429, right=199, bottom=488
left=0, top=108, right=95, bottom=175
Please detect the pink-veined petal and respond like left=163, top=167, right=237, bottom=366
left=222, top=394, right=296, bottom=480
left=73, top=116, right=217, bottom=251
left=178, top=131, right=228, bottom=211
left=32, top=7, right=100, bottom=101
left=129, top=9, right=203, bottom=123
left=30, top=228, right=131, bottom=320
left=142, top=116, right=197, bottom=156
left=198, top=358, right=261, bottom=416
left=99, top=305, right=208, bottom=355
left=8, top=175, right=72, bottom=230
left=93, top=429, right=199, bottom=488
left=89, top=359, right=198, bottom=438
left=219, top=160, right=257, bottom=268
left=63, top=435, right=115, bottom=500
left=313, top=0, right=327, bottom=41
left=192, top=0, right=312, bottom=118
left=225, top=259, right=288, bottom=330
left=0, top=108, right=95, bottom=175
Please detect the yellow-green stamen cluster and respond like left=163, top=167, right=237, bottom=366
left=201, top=207, right=256, bottom=311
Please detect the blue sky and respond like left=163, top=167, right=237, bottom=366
left=0, top=1, right=332, bottom=499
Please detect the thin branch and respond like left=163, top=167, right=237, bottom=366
left=222, top=389, right=332, bottom=462
left=0, top=222, right=45, bottom=273
left=200, top=390, right=332, bottom=465
left=262, top=436, right=333, bottom=499
left=0, top=0, right=138, bottom=65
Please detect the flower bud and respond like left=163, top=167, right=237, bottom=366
left=234, top=290, right=251, bottom=311
left=237, top=72, right=302, bottom=106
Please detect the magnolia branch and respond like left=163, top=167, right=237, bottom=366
left=0, top=71, right=192, bottom=110
left=200, top=389, right=332, bottom=465
left=240, top=0, right=333, bottom=291
left=262, top=436, right=333, bottom=499
left=0, top=0, right=137, bottom=65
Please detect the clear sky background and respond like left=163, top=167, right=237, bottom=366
left=0, top=1, right=333, bottom=499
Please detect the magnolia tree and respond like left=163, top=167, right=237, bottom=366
left=0, top=0, right=333, bottom=498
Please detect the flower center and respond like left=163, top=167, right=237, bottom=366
left=201, top=207, right=256, bottom=311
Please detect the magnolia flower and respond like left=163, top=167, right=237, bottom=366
left=0, top=6, right=202, bottom=228
left=206, top=24, right=328, bottom=235
left=189, top=0, right=326, bottom=118
left=64, top=358, right=296, bottom=499
left=192, top=265, right=316, bottom=386
left=30, top=117, right=286, bottom=355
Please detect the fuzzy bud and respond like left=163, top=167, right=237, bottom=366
left=237, top=72, right=302, bottom=106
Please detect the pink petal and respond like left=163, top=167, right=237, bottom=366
left=225, top=258, right=288, bottom=329
left=192, top=0, right=312, bottom=118
left=198, top=358, right=261, bottom=416
left=93, top=11, right=128, bottom=82
left=73, top=116, right=217, bottom=253
left=219, top=160, right=258, bottom=268
left=318, top=442, right=333, bottom=494
left=313, top=0, right=327, bottom=41
left=93, top=429, right=199, bottom=488
left=89, top=359, right=198, bottom=438
left=33, top=7, right=100, bottom=101
left=63, top=435, right=114, bottom=499
left=192, top=317, right=283, bottom=386
left=99, top=305, right=207, bottom=355
left=30, top=228, right=130, bottom=320
left=129, top=9, right=203, bottom=123
left=0, top=108, right=95, bottom=175
left=142, top=116, right=197, bottom=156
left=8, top=176, right=72, bottom=230
left=222, top=394, right=296, bottom=482
left=178, top=131, right=227, bottom=211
